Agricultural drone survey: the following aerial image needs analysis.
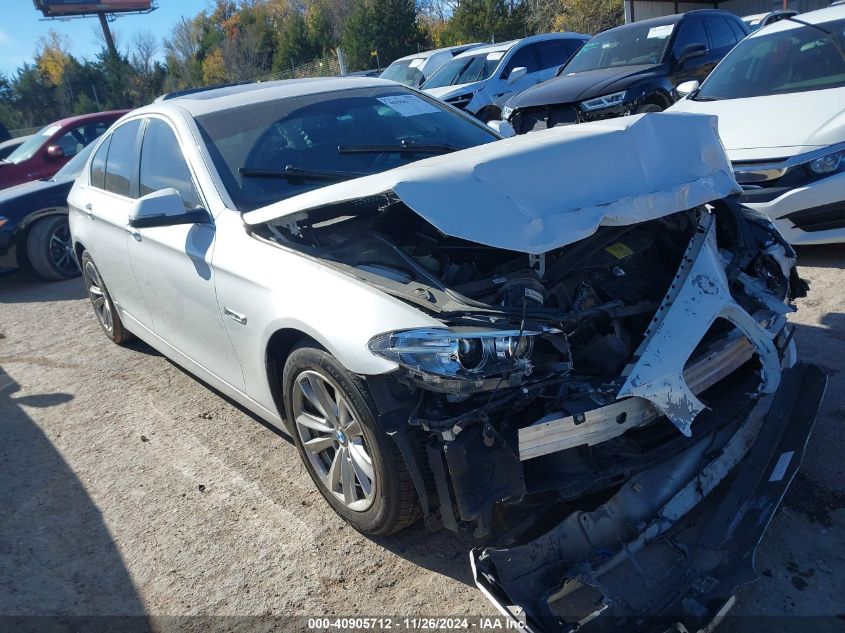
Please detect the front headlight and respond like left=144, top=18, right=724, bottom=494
left=807, top=148, right=845, bottom=175
left=580, top=91, right=627, bottom=112
left=368, top=327, right=541, bottom=393
left=501, top=105, right=514, bottom=120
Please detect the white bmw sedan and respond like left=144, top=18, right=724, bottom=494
left=69, top=77, right=825, bottom=630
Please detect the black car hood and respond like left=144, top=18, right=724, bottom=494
left=510, top=64, right=663, bottom=109
left=0, top=176, right=74, bottom=220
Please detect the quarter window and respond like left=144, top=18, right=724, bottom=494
left=139, top=118, right=202, bottom=210
left=103, top=119, right=141, bottom=197
left=90, top=134, right=111, bottom=190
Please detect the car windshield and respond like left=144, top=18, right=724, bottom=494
left=195, top=86, right=497, bottom=211
left=4, top=123, right=60, bottom=164
left=695, top=18, right=845, bottom=100
left=51, top=141, right=96, bottom=180
left=422, top=51, right=504, bottom=88
left=563, top=23, right=674, bottom=73
left=380, top=58, right=426, bottom=85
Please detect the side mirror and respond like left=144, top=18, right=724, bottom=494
left=507, top=66, right=528, bottom=84
left=676, top=43, right=707, bottom=66
left=487, top=119, right=516, bottom=138
left=45, top=145, right=64, bottom=160
left=676, top=80, right=700, bottom=98
left=128, top=188, right=209, bottom=229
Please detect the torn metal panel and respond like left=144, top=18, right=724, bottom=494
left=243, top=113, right=740, bottom=254
left=617, top=212, right=781, bottom=436
left=519, top=333, right=754, bottom=460
left=473, top=364, right=827, bottom=633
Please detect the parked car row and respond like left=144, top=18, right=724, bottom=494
left=671, top=5, right=845, bottom=245
left=0, top=109, right=127, bottom=279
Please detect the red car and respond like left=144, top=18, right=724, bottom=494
left=0, top=110, right=128, bottom=190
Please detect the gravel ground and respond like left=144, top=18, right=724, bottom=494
left=1, top=245, right=843, bottom=632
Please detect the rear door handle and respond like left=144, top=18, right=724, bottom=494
left=124, top=224, right=141, bottom=241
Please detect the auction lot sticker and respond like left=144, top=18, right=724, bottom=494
left=377, top=95, right=441, bottom=117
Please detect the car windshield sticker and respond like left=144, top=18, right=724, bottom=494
left=605, top=242, right=635, bottom=259
left=647, top=25, right=674, bottom=39
left=377, top=95, right=441, bottom=117
left=487, top=51, right=505, bottom=60
left=408, top=58, right=425, bottom=68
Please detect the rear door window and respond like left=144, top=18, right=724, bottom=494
left=535, top=40, right=572, bottom=70
left=103, top=119, right=141, bottom=198
left=706, top=16, right=738, bottom=51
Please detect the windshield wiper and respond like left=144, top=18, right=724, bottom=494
left=337, top=140, right=462, bottom=155
left=239, top=165, right=365, bottom=181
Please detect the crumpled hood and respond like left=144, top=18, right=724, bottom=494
left=670, top=88, right=845, bottom=159
left=243, top=112, right=740, bottom=255
left=510, top=64, right=661, bottom=109
left=423, top=81, right=484, bottom=101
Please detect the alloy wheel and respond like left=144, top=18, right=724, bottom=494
left=292, top=370, right=376, bottom=512
left=83, top=260, right=113, bottom=334
left=48, top=221, right=78, bottom=277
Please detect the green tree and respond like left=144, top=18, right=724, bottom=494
left=444, top=0, right=527, bottom=44
left=341, top=0, right=424, bottom=71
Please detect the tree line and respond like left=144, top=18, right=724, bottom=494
left=0, top=0, right=622, bottom=131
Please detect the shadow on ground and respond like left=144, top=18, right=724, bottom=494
left=0, top=365, right=149, bottom=630
left=0, top=271, right=86, bottom=304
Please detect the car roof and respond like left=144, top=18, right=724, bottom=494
left=748, top=3, right=844, bottom=37
left=142, top=77, right=407, bottom=117
left=453, top=32, right=588, bottom=59
left=392, top=43, right=483, bottom=63
left=605, top=10, right=740, bottom=34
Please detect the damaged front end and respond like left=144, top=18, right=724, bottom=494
left=246, top=114, right=827, bottom=632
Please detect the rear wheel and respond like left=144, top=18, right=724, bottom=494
left=80, top=250, right=132, bottom=344
left=25, top=215, right=80, bottom=280
left=283, top=343, right=420, bottom=535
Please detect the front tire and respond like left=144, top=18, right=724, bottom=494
left=25, top=216, right=80, bottom=280
left=636, top=103, right=664, bottom=114
left=283, top=343, right=420, bottom=535
left=80, top=250, right=132, bottom=344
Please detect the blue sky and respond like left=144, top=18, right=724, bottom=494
left=1, top=0, right=211, bottom=77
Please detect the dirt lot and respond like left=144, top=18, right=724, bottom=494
left=1, top=245, right=844, bottom=632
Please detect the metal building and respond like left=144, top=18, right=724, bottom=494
left=624, top=0, right=834, bottom=22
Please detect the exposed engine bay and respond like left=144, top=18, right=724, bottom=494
left=254, top=194, right=825, bottom=633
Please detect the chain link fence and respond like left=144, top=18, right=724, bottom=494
left=253, top=53, right=341, bottom=83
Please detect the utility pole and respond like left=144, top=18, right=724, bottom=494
left=97, top=13, right=118, bottom=57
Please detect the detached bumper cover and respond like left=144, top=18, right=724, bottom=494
left=471, top=363, right=826, bottom=633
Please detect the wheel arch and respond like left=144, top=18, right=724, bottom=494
left=642, top=89, right=673, bottom=110
left=12, top=207, right=68, bottom=261
left=264, top=327, right=317, bottom=430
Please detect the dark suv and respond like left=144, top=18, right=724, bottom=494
left=503, top=10, right=749, bottom=134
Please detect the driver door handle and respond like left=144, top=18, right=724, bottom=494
left=82, top=203, right=94, bottom=219
left=124, top=224, right=141, bottom=241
